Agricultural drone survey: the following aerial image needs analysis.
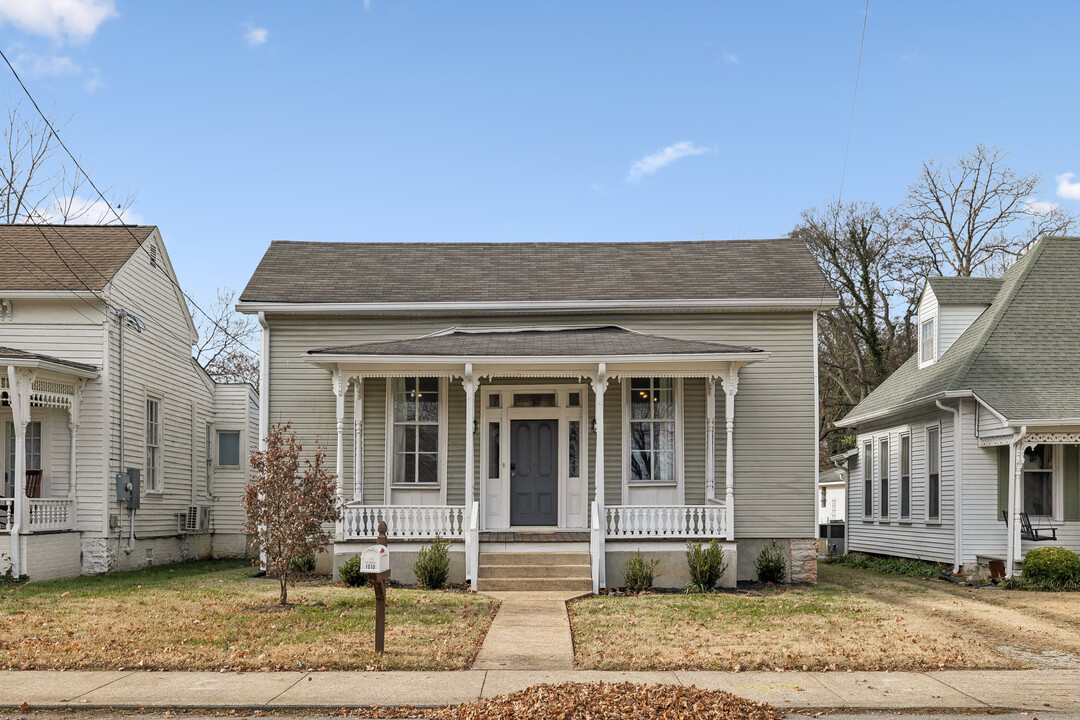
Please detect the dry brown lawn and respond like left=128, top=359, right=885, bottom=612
left=0, top=559, right=498, bottom=671
left=570, top=563, right=1080, bottom=671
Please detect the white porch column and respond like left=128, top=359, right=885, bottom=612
left=332, top=369, right=346, bottom=538
left=1006, top=429, right=1027, bottom=578
left=591, top=364, right=610, bottom=514
left=68, top=381, right=84, bottom=511
left=7, top=366, right=34, bottom=577
left=705, top=377, right=717, bottom=503
left=462, top=364, right=479, bottom=589
left=352, top=377, right=364, bottom=502
left=720, top=364, right=742, bottom=540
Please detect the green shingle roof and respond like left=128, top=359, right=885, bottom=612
left=840, top=237, right=1080, bottom=426
left=926, top=276, right=1002, bottom=305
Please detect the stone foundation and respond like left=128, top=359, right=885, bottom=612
left=788, top=538, right=818, bottom=583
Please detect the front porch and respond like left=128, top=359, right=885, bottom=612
left=310, top=326, right=767, bottom=591
left=1, top=349, right=97, bottom=577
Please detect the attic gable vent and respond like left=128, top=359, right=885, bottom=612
left=149, top=243, right=158, bottom=269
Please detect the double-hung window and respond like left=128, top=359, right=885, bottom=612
left=921, top=318, right=936, bottom=364
left=900, top=434, right=911, bottom=519
left=145, top=398, right=161, bottom=492
left=218, top=431, right=240, bottom=467
left=392, top=377, right=441, bottom=485
left=5, top=421, right=41, bottom=497
left=628, top=378, right=676, bottom=483
left=879, top=438, right=890, bottom=519
left=863, top=441, right=873, bottom=518
left=1023, top=444, right=1054, bottom=517
left=927, top=426, right=940, bottom=520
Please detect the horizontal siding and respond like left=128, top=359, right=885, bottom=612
left=939, top=305, right=987, bottom=357
left=211, top=385, right=257, bottom=533
left=266, top=311, right=816, bottom=537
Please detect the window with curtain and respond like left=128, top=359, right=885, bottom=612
left=1023, top=444, right=1054, bottom=517
left=628, top=378, right=675, bottom=483
left=392, top=377, right=440, bottom=485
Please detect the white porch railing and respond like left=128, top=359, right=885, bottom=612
left=604, top=504, right=727, bottom=539
left=0, top=498, right=12, bottom=533
left=342, top=504, right=465, bottom=540
left=27, top=498, right=75, bottom=532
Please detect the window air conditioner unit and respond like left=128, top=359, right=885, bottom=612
left=179, top=506, right=211, bottom=533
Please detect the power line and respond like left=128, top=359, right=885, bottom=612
left=837, top=0, right=870, bottom=207
left=0, top=46, right=259, bottom=358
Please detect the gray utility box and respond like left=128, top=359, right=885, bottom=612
left=818, top=521, right=845, bottom=557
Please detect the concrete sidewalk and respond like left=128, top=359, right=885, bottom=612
left=472, top=591, right=577, bottom=670
left=1, top=669, right=1079, bottom=711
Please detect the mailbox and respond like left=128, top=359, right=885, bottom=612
left=360, top=544, right=390, bottom=574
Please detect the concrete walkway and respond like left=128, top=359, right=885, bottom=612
left=471, top=591, right=578, bottom=670
left=2, top=669, right=1080, bottom=711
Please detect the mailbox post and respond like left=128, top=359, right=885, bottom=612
left=360, top=521, right=392, bottom=654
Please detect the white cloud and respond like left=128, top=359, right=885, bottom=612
left=1023, top=197, right=1059, bottom=215
left=9, top=47, right=81, bottom=78
left=364, top=0, right=372, bottom=8
left=721, top=52, right=740, bottom=66
left=1056, top=172, right=1080, bottom=201
left=626, top=141, right=710, bottom=184
left=244, top=25, right=269, bottom=47
left=36, top=195, right=142, bottom=225
left=0, top=0, right=116, bottom=43
left=83, top=66, right=101, bottom=91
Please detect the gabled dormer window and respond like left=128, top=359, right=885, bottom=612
left=920, top=317, right=936, bottom=365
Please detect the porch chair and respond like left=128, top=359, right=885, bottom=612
left=24, top=469, right=42, bottom=499
left=1002, top=509, right=1058, bottom=542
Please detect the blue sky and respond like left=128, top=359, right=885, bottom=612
left=2, top=1, right=1079, bottom=302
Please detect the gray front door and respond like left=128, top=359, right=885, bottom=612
left=510, top=419, right=558, bottom=526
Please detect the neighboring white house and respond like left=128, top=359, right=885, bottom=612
left=838, top=236, right=1080, bottom=578
left=0, top=225, right=258, bottom=580
left=238, top=238, right=838, bottom=591
left=818, top=466, right=846, bottom=525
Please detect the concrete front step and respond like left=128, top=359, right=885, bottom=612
left=478, top=563, right=592, bottom=579
left=477, top=551, right=590, bottom=567
left=476, top=577, right=592, bottom=592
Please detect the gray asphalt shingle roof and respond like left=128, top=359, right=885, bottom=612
left=927, top=277, right=1002, bottom=305
left=841, top=237, right=1080, bottom=425
left=240, top=238, right=835, bottom=305
left=309, top=326, right=762, bottom=358
left=0, top=346, right=98, bottom=373
left=0, top=225, right=156, bottom=291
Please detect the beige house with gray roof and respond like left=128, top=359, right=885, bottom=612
left=0, top=225, right=257, bottom=581
left=839, top=236, right=1080, bottom=578
left=239, top=238, right=836, bottom=590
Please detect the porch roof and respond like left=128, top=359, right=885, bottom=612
left=309, top=326, right=761, bottom=359
left=0, top=347, right=99, bottom=378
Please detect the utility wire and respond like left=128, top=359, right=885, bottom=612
left=0, top=46, right=260, bottom=358
left=837, top=0, right=870, bottom=207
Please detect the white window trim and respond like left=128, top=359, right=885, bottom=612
left=899, top=430, right=911, bottom=521
left=878, top=435, right=890, bottom=521
left=862, top=439, right=874, bottom=520
left=383, top=377, right=448, bottom=497
left=205, top=422, right=214, bottom=496
left=919, top=316, right=938, bottom=368
left=215, top=427, right=244, bottom=469
left=1022, top=444, right=1063, bottom=521
left=620, top=377, right=684, bottom=492
left=926, top=423, right=942, bottom=524
left=5, top=420, right=45, bottom=497
left=144, top=393, right=163, bottom=494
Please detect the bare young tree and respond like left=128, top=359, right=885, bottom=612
left=791, top=202, right=916, bottom=453
left=191, top=288, right=260, bottom=388
left=900, top=144, right=1076, bottom=277
left=0, top=97, right=136, bottom=225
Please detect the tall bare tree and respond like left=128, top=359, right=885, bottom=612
left=191, top=288, right=260, bottom=389
left=0, top=97, right=136, bottom=224
left=900, top=144, right=1075, bottom=277
left=791, top=202, right=916, bottom=454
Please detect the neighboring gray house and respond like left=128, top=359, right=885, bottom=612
left=838, top=236, right=1080, bottom=578
left=0, top=225, right=258, bottom=580
left=238, top=239, right=836, bottom=590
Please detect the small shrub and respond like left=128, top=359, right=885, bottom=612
left=824, top=553, right=942, bottom=578
left=1022, top=546, right=1080, bottom=587
left=755, top=542, right=787, bottom=584
left=338, top=555, right=369, bottom=588
left=622, top=551, right=659, bottom=593
left=686, top=539, right=727, bottom=592
left=413, top=536, right=451, bottom=589
left=290, top=553, right=317, bottom=575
